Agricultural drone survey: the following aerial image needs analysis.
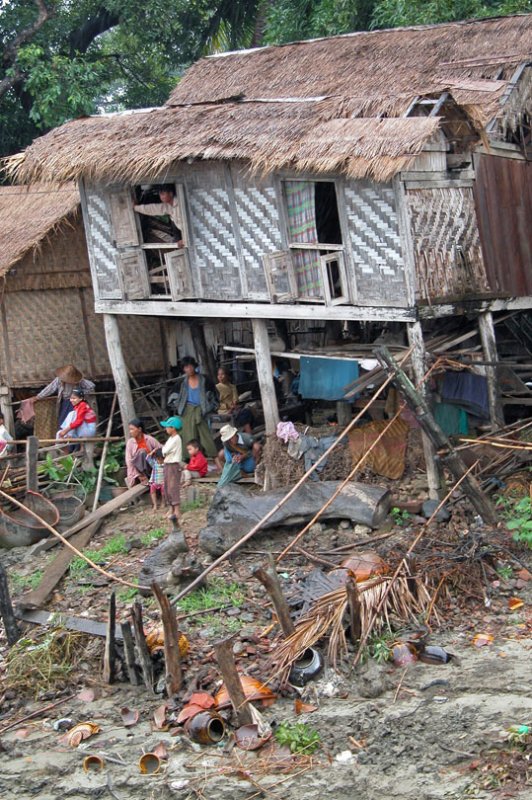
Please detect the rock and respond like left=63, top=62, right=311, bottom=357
left=339, top=520, right=351, bottom=530
left=240, top=612, right=254, bottom=623
left=355, top=659, right=392, bottom=699
left=308, top=522, right=323, bottom=537
left=422, top=500, right=451, bottom=523
left=199, top=481, right=392, bottom=556
left=354, top=524, right=372, bottom=536
left=232, top=641, right=244, bottom=655
left=138, top=530, right=188, bottom=593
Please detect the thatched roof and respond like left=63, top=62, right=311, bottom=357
left=7, top=15, right=532, bottom=185
left=0, top=183, right=79, bottom=276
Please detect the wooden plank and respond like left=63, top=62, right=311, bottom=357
left=25, top=436, right=39, bottom=493
left=17, top=608, right=124, bottom=639
left=102, top=591, right=117, bottom=684
left=30, top=483, right=148, bottom=555
left=478, top=311, right=505, bottom=429
left=152, top=582, right=182, bottom=696
left=0, top=563, right=21, bottom=645
left=19, top=520, right=103, bottom=609
left=214, top=638, right=253, bottom=726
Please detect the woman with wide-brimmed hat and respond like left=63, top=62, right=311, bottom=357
left=36, top=364, right=95, bottom=427
left=217, top=423, right=261, bottom=488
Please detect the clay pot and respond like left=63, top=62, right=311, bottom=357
left=82, top=755, right=104, bottom=773
left=185, top=711, right=225, bottom=745
left=139, top=753, right=161, bottom=775
left=289, top=647, right=323, bottom=687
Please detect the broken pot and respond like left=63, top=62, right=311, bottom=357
left=185, top=711, right=225, bottom=745
left=289, top=647, right=324, bottom=687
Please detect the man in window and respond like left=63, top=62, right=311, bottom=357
left=134, top=184, right=184, bottom=246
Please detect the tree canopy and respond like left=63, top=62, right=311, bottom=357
left=1, top=0, right=530, bottom=159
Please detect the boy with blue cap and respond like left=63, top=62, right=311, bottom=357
left=159, top=416, right=184, bottom=522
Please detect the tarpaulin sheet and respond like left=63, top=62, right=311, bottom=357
left=299, top=356, right=359, bottom=401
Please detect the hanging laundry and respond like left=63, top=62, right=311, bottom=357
left=441, top=371, right=490, bottom=420
left=434, top=402, right=469, bottom=436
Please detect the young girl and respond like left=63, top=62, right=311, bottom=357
left=57, top=389, right=97, bottom=445
left=159, top=416, right=184, bottom=522
left=148, top=449, right=165, bottom=511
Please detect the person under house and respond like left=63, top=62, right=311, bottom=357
left=133, top=184, right=184, bottom=246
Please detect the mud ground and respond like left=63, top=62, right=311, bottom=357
left=1, top=491, right=531, bottom=800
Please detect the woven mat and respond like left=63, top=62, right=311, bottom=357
left=34, top=397, right=57, bottom=441
left=348, top=417, right=410, bottom=480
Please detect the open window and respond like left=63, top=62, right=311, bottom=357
left=109, top=183, right=194, bottom=300
left=264, top=180, right=348, bottom=305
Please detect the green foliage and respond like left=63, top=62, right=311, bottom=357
left=69, top=533, right=129, bottom=575
left=117, top=580, right=139, bottom=602
left=176, top=577, right=245, bottom=613
left=140, top=527, right=166, bottom=546
left=38, top=453, right=76, bottom=483
left=390, top=506, right=411, bottom=527
left=497, top=565, right=513, bottom=580
left=369, top=635, right=392, bottom=663
left=181, top=496, right=209, bottom=513
left=274, top=721, right=321, bottom=754
left=497, top=494, right=532, bottom=547
left=10, top=569, right=43, bottom=592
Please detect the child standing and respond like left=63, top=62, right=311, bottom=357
left=148, top=449, right=165, bottom=511
left=159, top=416, right=183, bottom=522
left=182, top=439, right=208, bottom=485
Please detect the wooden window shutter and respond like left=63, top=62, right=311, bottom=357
left=320, top=251, right=350, bottom=306
left=262, top=250, right=297, bottom=303
left=166, top=250, right=194, bottom=301
left=117, top=251, right=150, bottom=300
left=108, top=190, right=139, bottom=247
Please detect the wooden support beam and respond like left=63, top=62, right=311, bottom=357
left=478, top=311, right=505, bottom=430
left=103, top=591, right=117, bottom=684
left=92, top=393, right=117, bottom=512
left=103, top=313, right=135, bottom=433
left=25, top=435, right=39, bottom=493
left=375, top=345, right=497, bottom=525
left=0, top=386, right=15, bottom=439
left=252, top=319, right=279, bottom=436
left=152, top=582, right=182, bottom=696
left=407, top=321, right=441, bottom=499
left=253, top=556, right=295, bottom=638
left=0, top=563, right=21, bottom=645
left=214, top=638, right=254, bottom=726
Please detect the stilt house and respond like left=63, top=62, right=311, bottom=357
left=7, top=15, right=532, bottom=455
left=0, top=184, right=165, bottom=432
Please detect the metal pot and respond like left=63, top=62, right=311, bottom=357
left=289, top=647, right=323, bottom=687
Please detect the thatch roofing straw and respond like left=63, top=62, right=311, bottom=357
left=0, top=183, right=79, bottom=276
left=6, top=14, right=532, bottom=186
left=169, top=14, right=532, bottom=107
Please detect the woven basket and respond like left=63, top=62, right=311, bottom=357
left=34, top=397, right=57, bottom=440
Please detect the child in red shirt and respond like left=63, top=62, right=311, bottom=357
left=57, top=389, right=97, bottom=440
left=182, top=439, right=208, bottom=485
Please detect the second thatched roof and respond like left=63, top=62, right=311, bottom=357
left=0, top=183, right=79, bottom=276
left=6, top=14, right=532, bottom=186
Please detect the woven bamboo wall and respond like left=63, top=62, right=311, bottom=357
left=0, top=286, right=164, bottom=387
left=406, top=186, right=490, bottom=303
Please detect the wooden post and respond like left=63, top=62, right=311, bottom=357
left=478, top=311, right=504, bottom=430
left=103, top=314, right=135, bottom=433
left=25, top=435, right=39, bottom=493
left=252, top=319, right=279, bottom=435
left=253, top=556, right=294, bottom=637
left=0, top=386, right=15, bottom=439
left=346, top=575, right=361, bottom=644
left=152, top=582, right=182, bottom=696
left=0, top=563, right=21, bottom=645
left=189, top=319, right=217, bottom=383
left=130, top=600, right=154, bottom=693
left=375, top=345, right=497, bottom=525
left=336, top=401, right=351, bottom=427
left=406, top=321, right=441, bottom=499
left=214, top=638, right=253, bottom=726
left=92, top=393, right=117, bottom=512
left=120, top=621, right=141, bottom=685
left=103, top=591, right=116, bottom=683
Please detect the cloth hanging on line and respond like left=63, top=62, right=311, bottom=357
left=434, top=402, right=469, bottom=436
left=441, top=371, right=490, bottom=420
left=299, top=356, right=359, bottom=401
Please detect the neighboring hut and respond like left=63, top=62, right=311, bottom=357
left=0, top=183, right=165, bottom=432
left=6, top=15, right=532, bottom=489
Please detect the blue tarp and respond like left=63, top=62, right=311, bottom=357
left=299, top=356, right=359, bottom=401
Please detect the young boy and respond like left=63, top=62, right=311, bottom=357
left=148, top=449, right=165, bottom=511
left=159, top=416, right=183, bottom=522
left=182, top=439, right=208, bottom=485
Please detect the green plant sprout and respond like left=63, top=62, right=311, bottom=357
left=274, top=721, right=321, bottom=755
left=390, top=507, right=411, bottom=527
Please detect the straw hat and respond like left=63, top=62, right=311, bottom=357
left=220, top=424, right=238, bottom=443
left=55, top=364, right=83, bottom=383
